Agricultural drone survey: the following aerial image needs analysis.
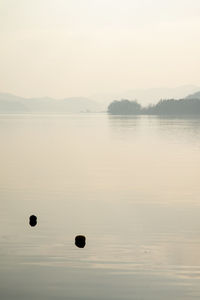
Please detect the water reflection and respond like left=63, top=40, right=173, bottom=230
left=154, top=116, right=200, bottom=148
left=109, top=114, right=200, bottom=145
left=1, top=114, right=200, bottom=299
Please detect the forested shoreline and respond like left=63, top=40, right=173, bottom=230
left=108, top=98, right=200, bottom=115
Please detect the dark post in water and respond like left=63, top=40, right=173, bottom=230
left=29, top=215, right=37, bottom=227
left=75, top=235, right=86, bottom=248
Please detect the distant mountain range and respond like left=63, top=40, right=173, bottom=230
left=0, top=86, right=200, bottom=113
left=0, top=93, right=104, bottom=113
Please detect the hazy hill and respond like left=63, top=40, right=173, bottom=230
left=0, top=93, right=102, bottom=113
left=92, top=85, right=200, bottom=106
left=186, top=91, right=200, bottom=100
left=0, top=93, right=28, bottom=112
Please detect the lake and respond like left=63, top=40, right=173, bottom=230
left=1, top=113, right=200, bottom=299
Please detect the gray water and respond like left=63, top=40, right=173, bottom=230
left=1, top=114, right=200, bottom=300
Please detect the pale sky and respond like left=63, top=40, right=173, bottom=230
left=0, top=0, right=200, bottom=98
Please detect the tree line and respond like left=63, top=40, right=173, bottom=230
left=107, top=98, right=200, bottom=115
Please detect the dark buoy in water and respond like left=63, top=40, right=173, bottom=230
left=75, top=235, right=86, bottom=248
left=29, top=215, right=37, bottom=227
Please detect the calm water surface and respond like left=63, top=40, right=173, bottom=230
left=1, top=114, right=200, bottom=299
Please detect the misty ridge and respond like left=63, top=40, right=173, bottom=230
left=108, top=91, right=200, bottom=115
left=0, top=93, right=104, bottom=113
left=1, top=89, right=200, bottom=115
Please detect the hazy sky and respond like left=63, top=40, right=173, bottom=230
left=0, top=0, right=200, bottom=98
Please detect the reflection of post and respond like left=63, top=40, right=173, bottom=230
left=29, top=215, right=37, bottom=227
left=75, top=235, right=86, bottom=248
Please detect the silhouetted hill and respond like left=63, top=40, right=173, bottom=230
left=108, top=100, right=141, bottom=115
left=146, top=98, right=200, bottom=115
left=108, top=98, right=200, bottom=115
left=0, top=93, right=102, bottom=113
